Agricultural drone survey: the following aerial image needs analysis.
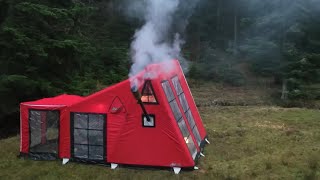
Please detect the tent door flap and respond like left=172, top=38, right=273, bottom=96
left=29, top=110, right=59, bottom=158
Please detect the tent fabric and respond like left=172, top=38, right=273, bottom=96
left=19, top=60, right=208, bottom=169
left=22, top=94, right=84, bottom=106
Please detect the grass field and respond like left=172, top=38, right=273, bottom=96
left=189, top=80, right=276, bottom=107
left=0, top=105, right=319, bottom=179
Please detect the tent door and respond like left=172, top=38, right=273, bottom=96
left=71, top=113, right=106, bottom=162
left=29, top=110, right=59, bottom=158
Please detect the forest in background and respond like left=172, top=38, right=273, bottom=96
left=0, top=0, right=319, bottom=137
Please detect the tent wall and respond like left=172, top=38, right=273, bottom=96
left=156, top=61, right=207, bottom=146
left=19, top=60, right=207, bottom=168
left=176, top=65, right=207, bottom=141
left=20, top=104, right=29, bottom=153
left=59, top=108, right=71, bottom=158
left=20, top=104, right=71, bottom=159
left=69, top=78, right=195, bottom=167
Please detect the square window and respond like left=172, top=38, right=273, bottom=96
left=88, top=130, right=104, bottom=146
left=74, top=129, right=88, bottom=144
left=142, top=114, right=155, bottom=127
left=74, top=145, right=88, bottom=159
left=74, top=114, right=88, bottom=129
left=89, top=146, right=104, bottom=160
left=88, top=114, right=104, bottom=130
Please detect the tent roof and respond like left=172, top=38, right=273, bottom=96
left=21, top=60, right=180, bottom=108
left=82, top=60, right=180, bottom=100
left=21, top=94, right=84, bottom=106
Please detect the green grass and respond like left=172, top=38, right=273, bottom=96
left=189, top=80, right=276, bottom=107
left=1, top=106, right=319, bottom=179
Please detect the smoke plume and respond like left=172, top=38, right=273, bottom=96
left=125, top=0, right=200, bottom=79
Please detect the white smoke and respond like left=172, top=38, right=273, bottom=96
left=126, top=0, right=199, bottom=80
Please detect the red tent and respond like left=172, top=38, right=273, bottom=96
left=20, top=60, right=208, bottom=173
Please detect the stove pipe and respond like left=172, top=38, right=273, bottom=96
left=131, top=85, right=151, bottom=122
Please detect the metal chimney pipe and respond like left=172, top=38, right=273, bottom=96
left=131, top=85, right=151, bottom=122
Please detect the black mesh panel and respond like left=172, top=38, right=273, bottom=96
left=162, top=81, right=175, bottom=102
left=193, top=127, right=202, bottom=145
left=171, top=76, right=183, bottom=95
left=88, top=130, right=104, bottom=145
left=74, top=114, right=88, bottom=129
left=171, top=75, right=203, bottom=146
left=162, top=80, right=198, bottom=159
left=179, top=93, right=189, bottom=112
left=89, top=146, right=104, bottom=160
left=74, top=129, right=88, bottom=144
left=185, top=135, right=197, bottom=159
left=89, top=114, right=104, bottom=130
left=169, top=100, right=182, bottom=122
left=30, top=111, right=41, bottom=148
left=29, top=110, right=59, bottom=155
left=185, top=110, right=196, bottom=128
left=74, top=145, right=88, bottom=159
left=72, top=113, right=105, bottom=161
left=178, top=120, right=190, bottom=137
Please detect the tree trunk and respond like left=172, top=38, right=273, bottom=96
left=233, top=3, right=238, bottom=55
left=281, top=79, right=288, bottom=100
left=216, top=0, right=221, bottom=32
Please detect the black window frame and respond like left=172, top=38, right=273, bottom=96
left=70, top=112, right=107, bottom=163
left=171, top=75, right=202, bottom=146
left=140, top=80, right=159, bottom=105
left=108, top=96, right=127, bottom=113
left=142, top=114, right=156, bottom=128
left=161, top=80, right=197, bottom=158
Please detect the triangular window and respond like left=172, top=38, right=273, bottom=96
left=108, top=96, right=126, bottom=114
left=141, top=80, right=158, bottom=104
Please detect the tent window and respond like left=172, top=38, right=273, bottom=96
left=172, top=76, right=183, bottom=95
left=142, top=114, right=155, bottom=127
left=178, top=119, right=189, bottom=137
left=29, top=110, right=59, bottom=155
left=108, top=96, right=126, bottom=113
left=171, top=75, right=202, bottom=146
left=141, top=80, right=158, bottom=104
left=161, top=80, right=197, bottom=159
left=185, top=135, right=197, bottom=159
left=169, top=100, right=182, bottom=121
left=161, top=81, right=175, bottom=102
left=72, top=113, right=105, bottom=161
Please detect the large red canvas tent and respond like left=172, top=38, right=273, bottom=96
left=20, top=60, right=208, bottom=174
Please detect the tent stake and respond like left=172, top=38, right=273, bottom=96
left=111, top=163, right=118, bottom=170
left=62, top=158, right=69, bottom=165
left=173, top=167, right=181, bottom=174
